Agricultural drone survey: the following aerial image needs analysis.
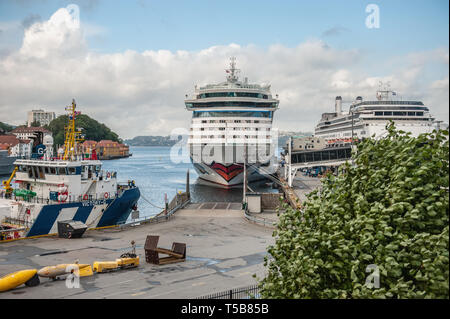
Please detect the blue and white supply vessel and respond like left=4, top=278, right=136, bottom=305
left=0, top=100, right=140, bottom=241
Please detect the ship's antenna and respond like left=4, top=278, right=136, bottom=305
left=226, top=57, right=240, bottom=83
left=63, top=99, right=84, bottom=161
left=377, top=81, right=393, bottom=101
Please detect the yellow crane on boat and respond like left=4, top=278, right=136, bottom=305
left=1, top=166, right=18, bottom=195
left=63, top=99, right=84, bottom=161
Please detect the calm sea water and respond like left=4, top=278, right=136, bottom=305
left=1, top=146, right=278, bottom=219
left=102, top=146, right=277, bottom=218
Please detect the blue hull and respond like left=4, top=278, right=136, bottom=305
left=26, top=187, right=141, bottom=237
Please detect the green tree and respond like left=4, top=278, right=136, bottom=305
left=30, top=120, right=41, bottom=127
left=259, top=124, right=449, bottom=298
left=0, top=122, right=13, bottom=133
left=47, top=114, right=122, bottom=147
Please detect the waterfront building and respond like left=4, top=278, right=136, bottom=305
left=27, top=109, right=56, bottom=127
left=11, top=127, right=52, bottom=143
left=286, top=136, right=327, bottom=152
left=83, top=140, right=130, bottom=160
left=0, top=135, right=32, bottom=158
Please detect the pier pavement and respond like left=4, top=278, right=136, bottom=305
left=291, top=174, right=322, bottom=203
left=0, top=203, right=274, bottom=299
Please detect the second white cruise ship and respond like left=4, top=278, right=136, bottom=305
left=315, top=83, right=440, bottom=142
left=185, top=58, right=279, bottom=188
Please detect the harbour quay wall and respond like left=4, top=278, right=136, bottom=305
left=260, top=193, right=283, bottom=210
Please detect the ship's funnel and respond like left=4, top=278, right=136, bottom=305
left=335, top=96, right=342, bottom=114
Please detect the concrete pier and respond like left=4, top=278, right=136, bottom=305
left=291, top=175, right=322, bottom=203
left=0, top=204, right=274, bottom=299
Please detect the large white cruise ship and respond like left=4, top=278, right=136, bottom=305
left=185, top=58, right=279, bottom=188
left=315, top=84, right=440, bottom=142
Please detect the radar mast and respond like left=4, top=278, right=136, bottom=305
left=226, top=57, right=240, bottom=83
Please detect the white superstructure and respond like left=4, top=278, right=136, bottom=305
left=185, top=58, right=279, bottom=188
left=315, top=84, right=439, bottom=142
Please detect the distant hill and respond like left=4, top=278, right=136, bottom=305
left=46, top=114, right=122, bottom=147
left=124, top=136, right=179, bottom=146
left=278, top=131, right=313, bottom=147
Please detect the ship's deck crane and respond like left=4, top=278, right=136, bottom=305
left=2, top=166, right=18, bottom=195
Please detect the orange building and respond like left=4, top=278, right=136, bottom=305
left=118, top=143, right=130, bottom=157
left=81, top=140, right=130, bottom=160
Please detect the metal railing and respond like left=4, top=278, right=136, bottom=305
left=197, top=285, right=260, bottom=299
left=120, top=192, right=191, bottom=228
left=244, top=210, right=277, bottom=228
left=1, top=216, right=33, bottom=229
left=4, top=183, right=137, bottom=205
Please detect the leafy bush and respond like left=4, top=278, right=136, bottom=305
left=259, top=125, right=449, bottom=298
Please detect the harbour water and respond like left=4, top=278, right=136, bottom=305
left=96, top=146, right=278, bottom=219
left=1, top=146, right=278, bottom=220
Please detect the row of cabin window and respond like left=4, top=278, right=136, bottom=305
left=17, top=165, right=99, bottom=178
left=374, top=111, right=424, bottom=116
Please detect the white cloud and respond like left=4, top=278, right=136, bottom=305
left=0, top=6, right=448, bottom=138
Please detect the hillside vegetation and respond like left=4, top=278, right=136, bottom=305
left=46, top=114, right=121, bottom=147
left=124, top=136, right=178, bottom=146
left=0, top=122, right=13, bottom=133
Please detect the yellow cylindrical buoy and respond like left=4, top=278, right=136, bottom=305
left=0, top=269, right=39, bottom=292
left=38, top=263, right=93, bottom=279
left=93, top=261, right=119, bottom=273
left=116, top=256, right=139, bottom=268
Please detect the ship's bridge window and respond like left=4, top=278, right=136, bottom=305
left=67, top=167, right=77, bottom=175
left=49, top=167, right=57, bottom=175
left=197, top=92, right=269, bottom=99
left=384, top=111, right=392, bottom=116
left=374, top=111, right=383, bottom=116
left=58, top=167, right=66, bottom=175
left=37, top=166, right=45, bottom=179
left=18, top=165, right=27, bottom=172
left=193, top=111, right=272, bottom=118
left=28, top=166, right=34, bottom=178
left=416, top=112, right=424, bottom=116
left=190, top=101, right=276, bottom=108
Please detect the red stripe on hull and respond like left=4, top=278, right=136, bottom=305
left=209, top=162, right=243, bottom=182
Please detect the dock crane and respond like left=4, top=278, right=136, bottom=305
left=2, top=166, right=18, bottom=196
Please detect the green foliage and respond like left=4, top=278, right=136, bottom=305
left=259, top=124, right=449, bottom=298
left=30, top=120, right=41, bottom=127
left=47, top=114, right=122, bottom=146
left=0, top=122, right=13, bottom=132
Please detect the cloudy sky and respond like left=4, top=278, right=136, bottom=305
left=0, top=0, right=448, bottom=139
